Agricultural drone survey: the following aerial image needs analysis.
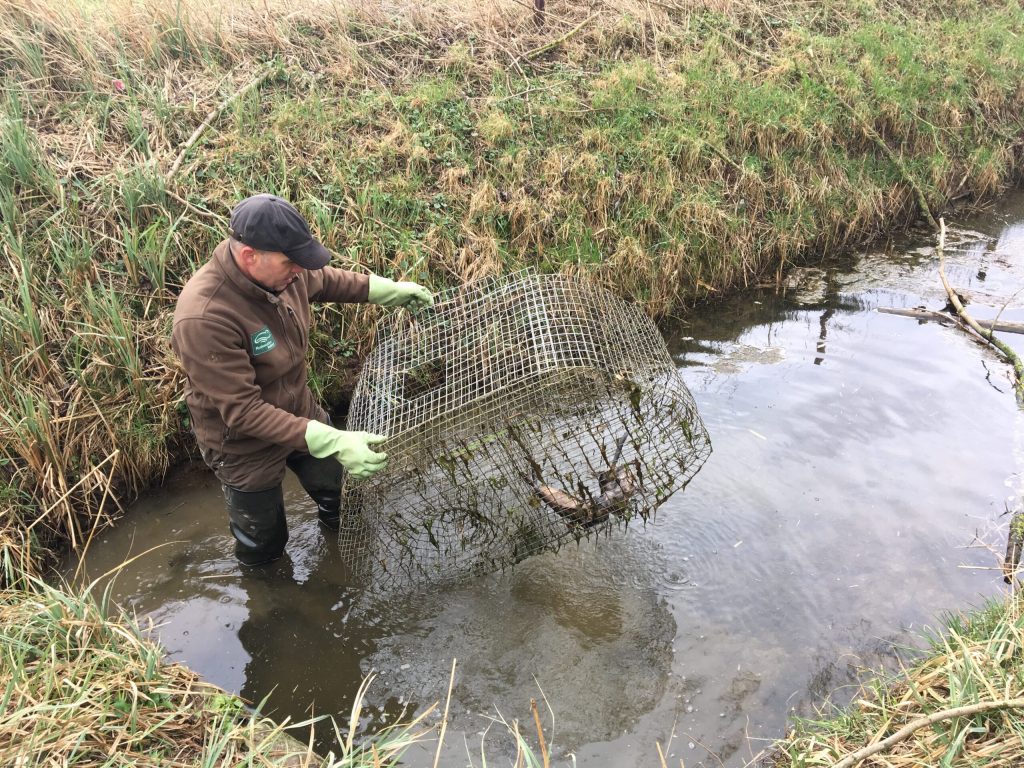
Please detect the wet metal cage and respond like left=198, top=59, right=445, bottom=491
left=339, top=270, right=711, bottom=588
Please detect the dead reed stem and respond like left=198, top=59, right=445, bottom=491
left=165, top=63, right=279, bottom=184
left=431, top=659, right=457, bottom=768
left=530, top=698, right=550, bottom=768
left=521, top=11, right=599, bottom=60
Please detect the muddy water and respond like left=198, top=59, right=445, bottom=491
left=68, top=194, right=1024, bottom=766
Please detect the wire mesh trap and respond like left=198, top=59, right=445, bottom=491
left=339, top=270, right=711, bottom=588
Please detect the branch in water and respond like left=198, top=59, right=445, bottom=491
left=937, top=218, right=1024, bottom=405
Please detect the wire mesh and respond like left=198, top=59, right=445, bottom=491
left=340, top=270, right=711, bottom=589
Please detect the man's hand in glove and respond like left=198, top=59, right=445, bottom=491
left=305, top=421, right=388, bottom=480
left=367, top=275, right=434, bottom=310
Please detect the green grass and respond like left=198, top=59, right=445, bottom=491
left=768, top=593, right=1024, bottom=767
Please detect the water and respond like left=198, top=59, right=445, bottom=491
left=67, top=194, right=1024, bottom=766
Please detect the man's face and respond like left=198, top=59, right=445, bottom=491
left=247, top=249, right=305, bottom=292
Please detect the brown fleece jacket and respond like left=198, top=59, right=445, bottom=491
left=171, top=239, right=369, bottom=456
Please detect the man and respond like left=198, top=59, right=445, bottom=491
left=172, top=193, right=432, bottom=566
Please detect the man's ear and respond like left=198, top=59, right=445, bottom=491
left=236, top=244, right=258, bottom=265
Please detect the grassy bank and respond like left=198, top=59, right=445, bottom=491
left=765, top=591, right=1024, bottom=767
left=2, top=0, right=1024, bottom=577
left=0, top=576, right=433, bottom=766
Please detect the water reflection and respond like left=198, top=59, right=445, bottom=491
left=366, top=541, right=677, bottom=756
left=77, top=470, right=413, bottom=745
left=232, top=555, right=412, bottom=747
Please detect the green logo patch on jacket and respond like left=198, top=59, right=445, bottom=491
left=250, top=326, right=277, bottom=356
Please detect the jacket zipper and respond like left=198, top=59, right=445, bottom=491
left=280, top=302, right=303, bottom=411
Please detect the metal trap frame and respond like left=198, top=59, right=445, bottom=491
left=339, top=270, right=710, bottom=588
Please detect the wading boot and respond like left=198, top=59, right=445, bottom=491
left=286, top=448, right=344, bottom=531
left=313, top=489, right=342, bottom=531
left=223, top=483, right=288, bottom=566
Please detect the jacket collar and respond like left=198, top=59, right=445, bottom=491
left=212, top=238, right=280, bottom=305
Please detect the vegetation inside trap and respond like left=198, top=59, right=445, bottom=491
left=1, top=0, right=1024, bottom=764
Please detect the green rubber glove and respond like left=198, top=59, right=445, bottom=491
left=368, top=275, right=434, bottom=310
left=304, top=421, right=388, bottom=480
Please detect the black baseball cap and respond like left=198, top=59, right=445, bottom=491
left=228, top=194, right=332, bottom=269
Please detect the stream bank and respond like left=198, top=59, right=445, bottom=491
left=3, top=0, right=1024, bottom=577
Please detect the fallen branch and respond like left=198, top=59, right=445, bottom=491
left=833, top=698, right=1024, bottom=768
left=937, top=218, right=1024, bottom=404
left=877, top=306, right=1024, bottom=335
left=165, top=64, right=279, bottom=184
left=520, top=13, right=599, bottom=60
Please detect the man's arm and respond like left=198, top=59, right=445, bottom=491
left=309, top=267, right=433, bottom=309
left=307, top=266, right=370, bottom=304
left=173, top=317, right=309, bottom=451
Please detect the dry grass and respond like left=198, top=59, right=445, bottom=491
left=762, top=592, right=1024, bottom=767
left=0, top=576, right=436, bottom=766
